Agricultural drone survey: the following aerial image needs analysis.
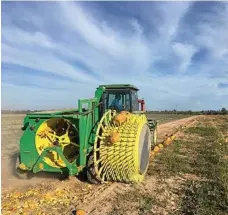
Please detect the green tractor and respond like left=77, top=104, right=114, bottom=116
left=16, top=84, right=157, bottom=183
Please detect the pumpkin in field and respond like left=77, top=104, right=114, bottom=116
left=150, top=151, right=156, bottom=157
left=171, top=135, right=176, bottom=140
left=158, top=144, right=164, bottom=149
left=153, top=146, right=160, bottom=153
left=76, top=209, right=86, bottom=215
left=164, top=137, right=172, bottom=145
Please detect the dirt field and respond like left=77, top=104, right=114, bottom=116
left=1, top=113, right=208, bottom=215
left=1, top=114, right=61, bottom=191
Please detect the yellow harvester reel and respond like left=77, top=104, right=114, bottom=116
left=35, top=118, right=79, bottom=168
left=93, top=110, right=151, bottom=183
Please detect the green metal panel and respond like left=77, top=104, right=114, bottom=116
left=20, top=118, right=46, bottom=169
left=29, top=109, right=79, bottom=115
left=24, top=114, right=80, bottom=119
left=78, top=98, right=99, bottom=167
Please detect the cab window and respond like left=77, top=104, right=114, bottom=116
left=107, top=91, right=131, bottom=112
left=131, top=91, right=139, bottom=111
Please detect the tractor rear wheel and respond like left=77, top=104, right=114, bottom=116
left=86, top=153, right=102, bottom=184
left=151, top=127, right=157, bottom=149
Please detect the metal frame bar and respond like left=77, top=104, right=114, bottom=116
left=32, top=146, right=78, bottom=175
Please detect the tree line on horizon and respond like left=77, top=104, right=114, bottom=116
left=147, top=107, right=228, bottom=115
left=1, top=107, right=228, bottom=115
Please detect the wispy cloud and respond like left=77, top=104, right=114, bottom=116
left=218, top=82, right=228, bottom=89
left=172, top=42, right=198, bottom=72
left=1, top=1, right=228, bottom=110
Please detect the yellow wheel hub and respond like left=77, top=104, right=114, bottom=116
left=35, top=118, right=79, bottom=168
left=94, top=110, right=151, bottom=183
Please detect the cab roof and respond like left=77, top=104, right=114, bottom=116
left=98, top=84, right=139, bottom=91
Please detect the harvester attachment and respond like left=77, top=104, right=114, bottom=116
left=16, top=117, right=80, bottom=179
left=89, top=110, right=151, bottom=184
left=35, top=118, right=79, bottom=168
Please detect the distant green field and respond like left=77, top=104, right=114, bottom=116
left=146, top=113, right=196, bottom=124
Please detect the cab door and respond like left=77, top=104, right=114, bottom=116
left=130, top=90, right=139, bottom=112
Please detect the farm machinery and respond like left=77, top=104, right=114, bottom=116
left=16, top=84, right=157, bottom=184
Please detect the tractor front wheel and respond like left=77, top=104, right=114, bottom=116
left=151, top=127, right=157, bottom=148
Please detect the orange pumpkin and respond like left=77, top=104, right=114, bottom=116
left=114, top=113, right=127, bottom=125
left=158, top=144, right=164, bottom=149
left=109, top=131, right=120, bottom=144
left=120, top=110, right=130, bottom=115
left=164, top=137, right=172, bottom=145
left=170, top=135, right=176, bottom=140
left=76, top=209, right=86, bottom=215
left=150, top=151, right=156, bottom=157
left=153, top=146, right=160, bottom=153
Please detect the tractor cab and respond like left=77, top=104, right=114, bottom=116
left=98, top=84, right=144, bottom=113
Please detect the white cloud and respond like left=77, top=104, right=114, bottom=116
left=131, top=19, right=144, bottom=35
left=2, top=27, right=54, bottom=48
left=1, top=1, right=228, bottom=111
left=172, top=42, right=198, bottom=72
left=156, top=2, right=192, bottom=43
left=193, top=4, right=228, bottom=61
left=59, top=2, right=126, bottom=57
left=2, top=43, right=97, bottom=84
left=58, top=2, right=152, bottom=71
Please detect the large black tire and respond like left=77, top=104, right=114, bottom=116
left=86, top=153, right=102, bottom=184
left=15, top=155, right=33, bottom=180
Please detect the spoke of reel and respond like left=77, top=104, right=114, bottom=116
left=60, top=141, right=70, bottom=147
left=69, top=142, right=80, bottom=147
left=47, top=132, right=57, bottom=142
left=65, top=123, right=70, bottom=135
left=46, top=136, right=54, bottom=144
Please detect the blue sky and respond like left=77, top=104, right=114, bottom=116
left=1, top=1, right=228, bottom=111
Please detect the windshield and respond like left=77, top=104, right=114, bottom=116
left=107, top=90, right=131, bottom=112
